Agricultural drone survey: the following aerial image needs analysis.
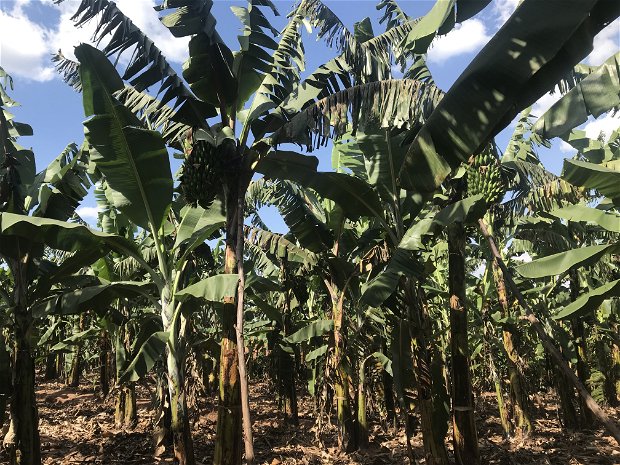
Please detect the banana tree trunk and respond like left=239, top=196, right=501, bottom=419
left=554, top=362, right=579, bottom=428
left=594, top=336, right=618, bottom=407
left=234, top=181, right=255, bottom=464
left=68, top=313, right=86, bottom=388
left=381, top=340, right=397, bottom=431
left=44, top=352, right=57, bottom=381
left=99, top=331, right=110, bottom=397
left=569, top=270, right=594, bottom=428
left=154, top=371, right=172, bottom=455
left=124, top=384, right=138, bottom=429
left=214, top=301, right=242, bottom=465
left=356, top=361, right=368, bottom=449
left=492, top=262, right=533, bottom=436
left=7, top=258, right=41, bottom=465
left=410, top=285, right=449, bottom=465
left=0, top=336, right=9, bottom=431
left=162, top=291, right=195, bottom=465
left=571, top=318, right=593, bottom=428
left=280, top=265, right=298, bottom=425
left=55, top=351, right=65, bottom=383
left=391, top=318, right=417, bottom=462
left=277, top=337, right=298, bottom=424
left=214, top=229, right=242, bottom=465
left=613, top=340, right=620, bottom=405
left=333, top=298, right=355, bottom=452
left=114, top=385, right=137, bottom=430
left=115, top=388, right=125, bottom=427
left=447, top=222, right=480, bottom=465
left=485, top=328, right=511, bottom=437
left=479, top=218, right=620, bottom=444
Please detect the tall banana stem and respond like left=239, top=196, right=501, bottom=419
left=478, top=218, right=620, bottom=445
left=236, top=179, right=254, bottom=464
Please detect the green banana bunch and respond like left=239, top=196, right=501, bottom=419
left=180, top=138, right=222, bottom=209
left=466, top=150, right=505, bottom=204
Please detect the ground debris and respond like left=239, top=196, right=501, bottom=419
left=2, top=380, right=618, bottom=464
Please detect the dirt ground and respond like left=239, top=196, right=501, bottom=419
left=2, top=378, right=619, bottom=465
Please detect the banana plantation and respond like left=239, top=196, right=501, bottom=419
left=1, top=0, right=620, bottom=464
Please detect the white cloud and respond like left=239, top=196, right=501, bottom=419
left=76, top=206, right=99, bottom=220
left=427, top=20, right=490, bottom=64
left=584, top=114, right=620, bottom=142
left=559, top=140, right=575, bottom=154
left=494, top=0, right=520, bottom=25
left=0, top=0, right=189, bottom=82
left=585, top=19, right=619, bottom=66
left=112, top=0, right=189, bottom=63
left=0, top=7, right=55, bottom=81
left=532, top=91, right=562, bottom=118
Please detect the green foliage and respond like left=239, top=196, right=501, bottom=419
left=517, top=244, right=620, bottom=279
left=285, top=319, right=334, bottom=344
left=534, top=52, right=620, bottom=139
left=175, top=275, right=240, bottom=303
left=119, top=331, right=169, bottom=383
left=77, top=44, right=173, bottom=231
left=563, top=159, right=620, bottom=205
left=399, top=0, right=619, bottom=194
left=554, top=279, right=620, bottom=320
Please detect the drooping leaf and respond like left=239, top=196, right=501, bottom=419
left=305, top=344, right=329, bottom=362
left=76, top=44, right=173, bottom=231
left=32, top=281, right=155, bottom=318
left=59, top=0, right=213, bottom=123
left=562, top=158, right=620, bottom=204
left=361, top=195, right=485, bottom=307
left=331, top=135, right=367, bottom=179
left=0, top=212, right=140, bottom=258
left=533, top=52, right=620, bottom=138
left=369, top=351, right=392, bottom=376
left=399, top=0, right=620, bottom=193
left=561, top=127, right=620, bottom=164
left=232, top=0, right=280, bottom=109
left=251, top=178, right=333, bottom=252
left=245, top=226, right=317, bottom=264
left=246, top=274, right=281, bottom=293
left=356, top=131, right=409, bottom=204
left=257, top=150, right=385, bottom=222
left=118, top=331, right=169, bottom=383
left=51, top=328, right=100, bottom=352
left=255, top=56, right=352, bottom=139
left=242, top=7, right=305, bottom=133
left=516, top=244, right=620, bottom=279
left=249, top=296, right=282, bottom=325
left=549, top=204, right=620, bottom=233
left=361, top=248, right=423, bottom=307
left=175, top=274, right=239, bottom=303
left=554, top=279, right=620, bottom=320
left=285, top=319, right=334, bottom=344
left=399, top=195, right=487, bottom=251
left=377, top=0, right=409, bottom=31
left=174, top=200, right=226, bottom=252
left=271, top=79, right=442, bottom=149
left=27, top=143, right=93, bottom=222
left=183, top=34, right=237, bottom=109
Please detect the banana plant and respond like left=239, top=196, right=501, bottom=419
left=69, top=44, right=241, bottom=465
left=53, top=0, right=496, bottom=462
left=0, top=67, right=155, bottom=465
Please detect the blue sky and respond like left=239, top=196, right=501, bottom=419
left=1, top=0, right=618, bottom=231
